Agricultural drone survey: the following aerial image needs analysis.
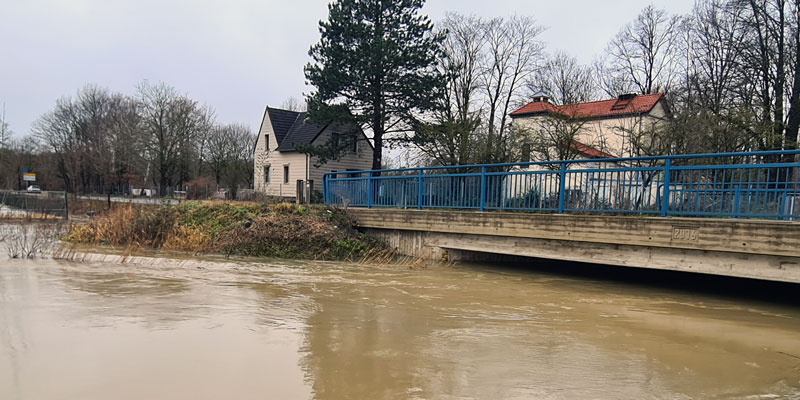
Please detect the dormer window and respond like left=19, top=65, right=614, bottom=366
left=265, top=134, right=270, bottom=151
left=611, top=93, right=636, bottom=110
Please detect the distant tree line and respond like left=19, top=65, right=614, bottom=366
left=0, top=82, right=255, bottom=196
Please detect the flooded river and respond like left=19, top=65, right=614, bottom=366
left=1, top=255, right=799, bottom=399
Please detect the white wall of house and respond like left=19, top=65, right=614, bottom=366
left=506, top=100, right=668, bottom=210
left=308, top=128, right=373, bottom=191
left=511, top=101, right=668, bottom=158
left=253, top=112, right=308, bottom=198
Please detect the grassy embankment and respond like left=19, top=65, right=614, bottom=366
left=66, top=201, right=387, bottom=261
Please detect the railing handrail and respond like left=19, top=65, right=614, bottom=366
left=322, top=149, right=800, bottom=181
left=323, top=150, right=800, bottom=220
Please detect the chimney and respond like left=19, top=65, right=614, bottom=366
left=531, top=91, right=550, bottom=103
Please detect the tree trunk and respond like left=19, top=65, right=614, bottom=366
left=785, top=3, right=800, bottom=153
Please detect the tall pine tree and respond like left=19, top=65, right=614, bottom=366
left=304, top=0, right=444, bottom=170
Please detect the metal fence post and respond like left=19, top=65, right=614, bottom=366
left=661, top=158, right=671, bottom=217
left=417, top=169, right=423, bottom=210
left=733, top=183, right=742, bottom=218
left=479, top=167, right=486, bottom=211
left=558, top=162, right=566, bottom=214
left=367, top=172, right=373, bottom=209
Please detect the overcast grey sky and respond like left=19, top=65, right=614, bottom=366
left=0, top=0, right=694, bottom=137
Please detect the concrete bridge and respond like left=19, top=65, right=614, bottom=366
left=325, top=150, right=800, bottom=283
left=350, top=209, right=800, bottom=284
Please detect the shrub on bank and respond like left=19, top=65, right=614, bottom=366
left=67, top=202, right=383, bottom=261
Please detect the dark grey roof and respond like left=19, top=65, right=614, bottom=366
left=264, top=106, right=366, bottom=152
left=266, top=107, right=303, bottom=145
left=275, top=112, right=329, bottom=151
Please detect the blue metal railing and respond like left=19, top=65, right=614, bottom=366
left=323, top=150, right=800, bottom=220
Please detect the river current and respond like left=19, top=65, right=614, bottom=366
left=1, top=255, right=799, bottom=399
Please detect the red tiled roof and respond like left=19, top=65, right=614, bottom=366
left=510, top=93, right=664, bottom=119
left=570, top=140, right=614, bottom=159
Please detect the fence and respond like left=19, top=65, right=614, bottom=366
left=323, top=150, right=800, bottom=220
left=0, top=191, right=68, bottom=219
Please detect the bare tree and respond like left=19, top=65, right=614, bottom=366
left=204, top=123, right=254, bottom=186
left=684, top=0, right=748, bottom=114
left=602, top=6, right=683, bottom=96
left=280, top=97, right=307, bottom=112
left=410, top=13, right=485, bottom=166
left=138, top=82, right=213, bottom=196
left=33, top=85, right=143, bottom=194
left=530, top=51, right=597, bottom=105
left=481, top=16, right=545, bottom=162
left=0, top=103, right=11, bottom=174
left=223, top=124, right=256, bottom=198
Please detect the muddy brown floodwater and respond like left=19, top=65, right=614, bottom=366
left=1, top=255, right=800, bottom=399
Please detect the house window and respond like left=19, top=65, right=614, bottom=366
left=346, top=168, right=359, bottom=178
left=264, top=134, right=270, bottom=151
left=352, top=136, right=358, bottom=153
left=283, top=165, right=289, bottom=184
left=331, top=170, right=338, bottom=179
left=264, top=164, right=270, bottom=183
left=331, top=133, right=340, bottom=148
left=521, top=143, right=531, bottom=163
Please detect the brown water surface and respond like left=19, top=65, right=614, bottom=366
left=1, top=256, right=799, bottom=399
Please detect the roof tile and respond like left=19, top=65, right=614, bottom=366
left=510, top=93, right=663, bottom=119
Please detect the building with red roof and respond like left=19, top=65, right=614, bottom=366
left=510, top=93, right=669, bottom=159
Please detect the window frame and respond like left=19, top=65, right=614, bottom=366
left=283, top=165, right=289, bottom=184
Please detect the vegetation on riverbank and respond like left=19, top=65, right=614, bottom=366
left=66, top=202, right=385, bottom=261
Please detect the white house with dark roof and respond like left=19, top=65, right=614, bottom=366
left=253, top=106, right=373, bottom=199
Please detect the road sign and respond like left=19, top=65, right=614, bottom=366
left=23, top=173, right=36, bottom=182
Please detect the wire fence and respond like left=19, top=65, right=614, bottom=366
left=0, top=190, right=68, bottom=219
left=324, top=150, right=800, bottom=220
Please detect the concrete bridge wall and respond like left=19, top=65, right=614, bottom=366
left=349, top=209, right=800, bottom=284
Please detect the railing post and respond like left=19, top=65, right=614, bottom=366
left=367, top=172, right=373, bottom=208
left=732, top=183, right=741, bottom=218
left=661, top=158, right=671, bottom=217
left=558, top=162, right=566, bottom=214
left=417, top=169, right=423, bottom=210
left=479, top=167, right=486, bottom=211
